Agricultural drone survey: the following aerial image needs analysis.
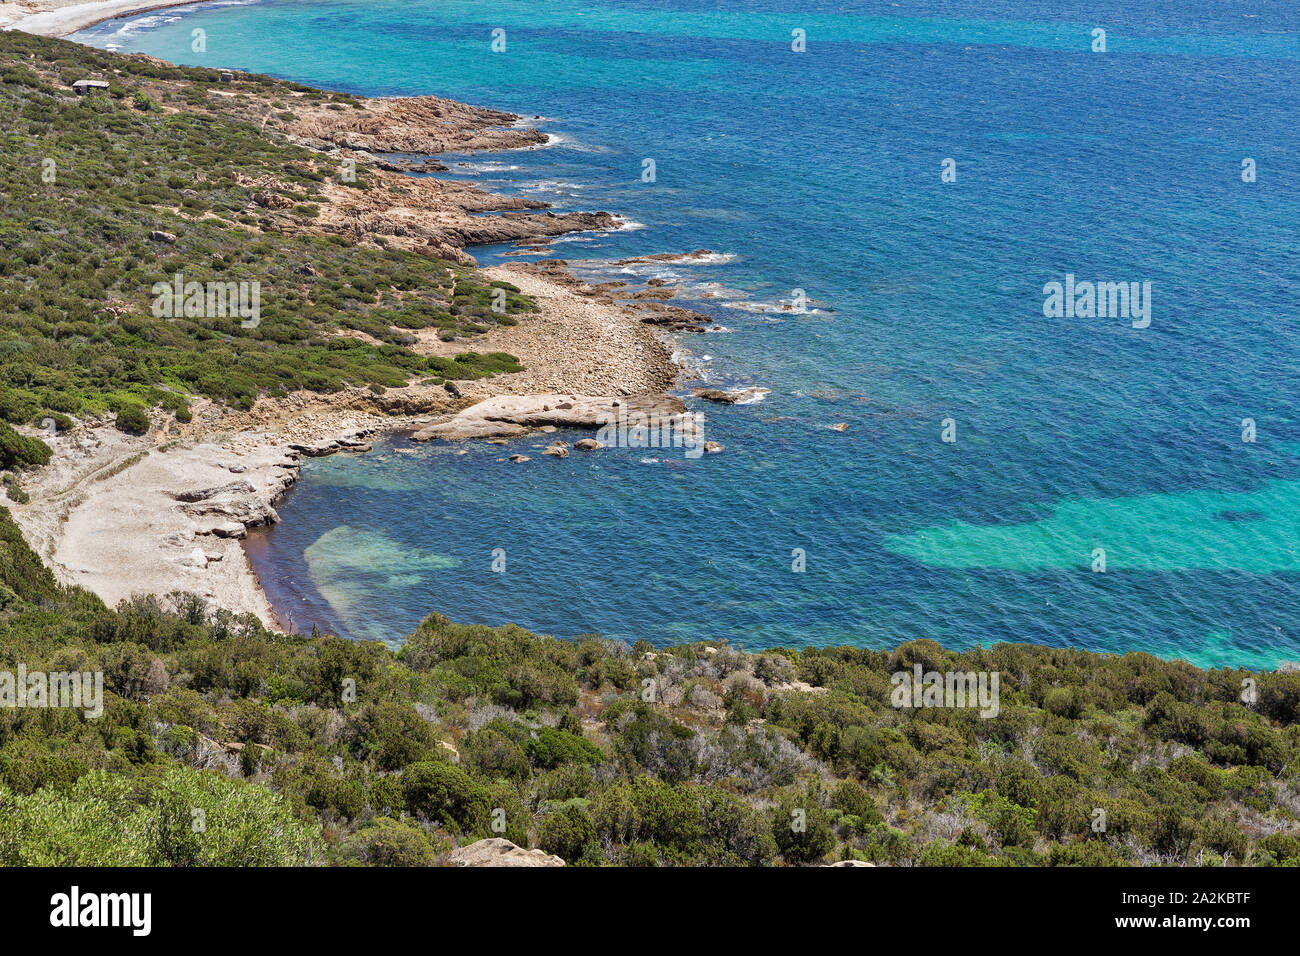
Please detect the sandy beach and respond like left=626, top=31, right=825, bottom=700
left=0, top=0, right=197, bottom=37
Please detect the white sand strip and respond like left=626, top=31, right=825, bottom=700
left=3, top=0, right=209, bottom=38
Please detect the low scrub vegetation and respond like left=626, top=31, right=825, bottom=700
left=1, top=506, right=1295, bottom=866
left=0, top=31, right=531, bottom=439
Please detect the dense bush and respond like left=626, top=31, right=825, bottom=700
left=0, top=497, right=1297, bottom=866
left=0, top=423, right=50, bottom=470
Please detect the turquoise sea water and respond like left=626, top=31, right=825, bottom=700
left=79, top=1, right=1300, bottom=667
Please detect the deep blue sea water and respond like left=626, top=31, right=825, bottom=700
left=77, top=1, right=1300, bottom=666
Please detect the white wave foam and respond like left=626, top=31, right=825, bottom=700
left=454, top=161, right=524, bottom=173
left=723, top=299, right=829, bottom=315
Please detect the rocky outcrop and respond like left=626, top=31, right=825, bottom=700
left=314, top=172, right=619, bottom=266
left=182, top=497, right=281, bottom=531
left=289, top=433, right=375, bottom=457
left=252, top=191, right=293, bottom=210
left=375, top=158, right=449, bottom=173
left=290, top=95, right=547, bottom=156
left=691, top=388, right=740, bottom=404
left=447, top=838, right=564, bottom=868
left=413, top=419, right=528, bottom=441
left=635, top=302, right=715, bottom=333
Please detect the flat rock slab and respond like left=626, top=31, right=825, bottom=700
left=411, top=393, right=687, bottom=442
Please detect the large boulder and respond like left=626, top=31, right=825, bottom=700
left=448, top=838, right=564, bottom=868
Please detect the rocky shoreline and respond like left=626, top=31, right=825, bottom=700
left=5, top=26, right=708, bottom=633
left=11, top=258, right=689, bottom=630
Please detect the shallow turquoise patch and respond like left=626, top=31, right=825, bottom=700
left=886, top=480, right=1300, bottom=572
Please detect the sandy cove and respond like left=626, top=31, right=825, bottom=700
left=10, top=263, right=682, bottom=630
left=4, top=23, right=696, bottom=631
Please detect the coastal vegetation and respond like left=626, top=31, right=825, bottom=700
left=0, top=30, right=533, bottom=442
left=0, top=31, right=1295, bottom=868
left=1, top=505, right=1296, bottom=866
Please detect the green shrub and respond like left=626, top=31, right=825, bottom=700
left=114, top=403, right=149, bottom=434
left=401, top=761, right=490, bottom=834
left=0, top=424, right=51, bottom=470
left=342, top=817, right=435, bottom=866
left=538, top=805, right=595, bottom=863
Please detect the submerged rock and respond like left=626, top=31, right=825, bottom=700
left=692, top=386, right=768, bottom=405
left=691, top=387, right=743, bottom=404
